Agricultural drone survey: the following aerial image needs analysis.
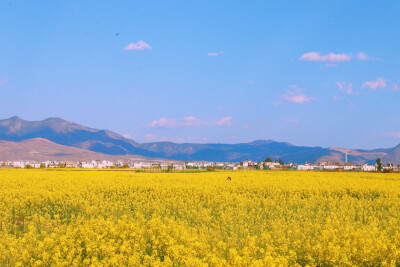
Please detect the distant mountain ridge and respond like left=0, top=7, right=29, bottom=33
left=0, top=116, right=160, bottom=157
left=0, top=138, right=156, bottom=162
left=0, top=116, right=398, bottom=163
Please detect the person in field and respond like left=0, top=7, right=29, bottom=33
left=226, top=176, right=231, bottom=181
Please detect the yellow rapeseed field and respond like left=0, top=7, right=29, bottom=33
left=1, top=169, right=400, bottom=266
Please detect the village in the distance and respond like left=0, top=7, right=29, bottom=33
left=1, top=157, right=396, bottom=172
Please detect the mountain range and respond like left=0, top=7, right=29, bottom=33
left=0, top=138, right=157, bottom=162
left=0, top=116, right=398, bottom=164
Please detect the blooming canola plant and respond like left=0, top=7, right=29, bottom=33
left=0, top=170, right=400, bottom=266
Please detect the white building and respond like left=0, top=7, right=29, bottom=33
left=343, top=164, right=357, bottom=171
left=323, top=165, right=340, bottom=170
left=12, top=161, right=26, bottom=168
left=80, top=162, right=95, bottom=168
left=160, top=163, right=170, bottom=169
left=297, top=164, right=316, bottom=171
left=362, top=164, right=376, bottom=172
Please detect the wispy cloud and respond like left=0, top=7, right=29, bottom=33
left=214, top=116, right=232, bottom=125
left=379, top=131, right=400, bottom=138
left=147, top=118, right=176, bottom=127
left=123, top=40, right=152, bottom=51
left=282, top=85, right=315, bottom=104
left=241, top=124, right=256, bottom=130
left=123, top=133, right=132, bottom=139
left=207, top=51, right=225, bottom=56
left=362, top=77, right=387, bottom=90
left=0, top=77, right=8, bottom=87
left=143, top=134, right=210, bottom=143
left=357, top=52, right=369, bottom=60
left=300, top=52, right=352, bottom=62
left=392, top=83, right=400, bottom=91
left=144, top=134, right=158, bottom=140
left=336, top=82, right=353, bottom=94
left=300, top=51, right=373, bottom=63
left=181, top=116, right=208, bottom=126
left=146, top=116, right=233, bottom=128
left=326, top=63, right=338, bottom=68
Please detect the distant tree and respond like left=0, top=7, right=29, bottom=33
left=122, top=163, right=130, bottom=169
left=40, top=163, right=46, bottom=168
left=25, top=164, right=33, bottom=169
left=206, top=166, right=214, bottom=172
left=240, top=161, right=243, bottom=166
left=376, top=158, right=383, bottom=171
left=264, top=157, right=272, bottom=162
left=1, top=161, right=5, bottom=167
left=279, top=159, right=284, bottom=165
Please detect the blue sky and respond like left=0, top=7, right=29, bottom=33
left=1, top=1, right=399, bottom=149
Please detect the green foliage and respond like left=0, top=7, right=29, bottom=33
left=264, top=157, right=272, bottom=162
left=376, top=158, right=383, bottom=172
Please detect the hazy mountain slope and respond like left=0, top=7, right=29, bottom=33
left=382, top=144, right=400, bottom=164
left=141, top=140, right=335, bottom=162
left=327, top=148, right=388, bottom=164
left=0, top=138, right=155, bottom=161
left=0, top=116, right=160, bottom=157
left=330, top=148, right=388, bottom=160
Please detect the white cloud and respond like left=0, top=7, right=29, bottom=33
left=181, top=116, right=207, bottom=126
left=214, top=116, right=232, bottom=125
left=392, top=83, right=400, bottom=91
left=336, top=82, right=353, bottom=94
left=282, top=85, right=315, bottom=104
left=123, top=40, right=152, bottom=51
left=123, top=133, right=132, bottom=139
left=207, top=51, right=225, bottom=56
left=300, top=51, right=373, bottom=62
left=146, top=116, right=233, bottom=127
left=299, top=52, right=352, bottom=62
left=362, top=77, right=387, bottom=90
left=147, top=118, right=176, bottom=127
